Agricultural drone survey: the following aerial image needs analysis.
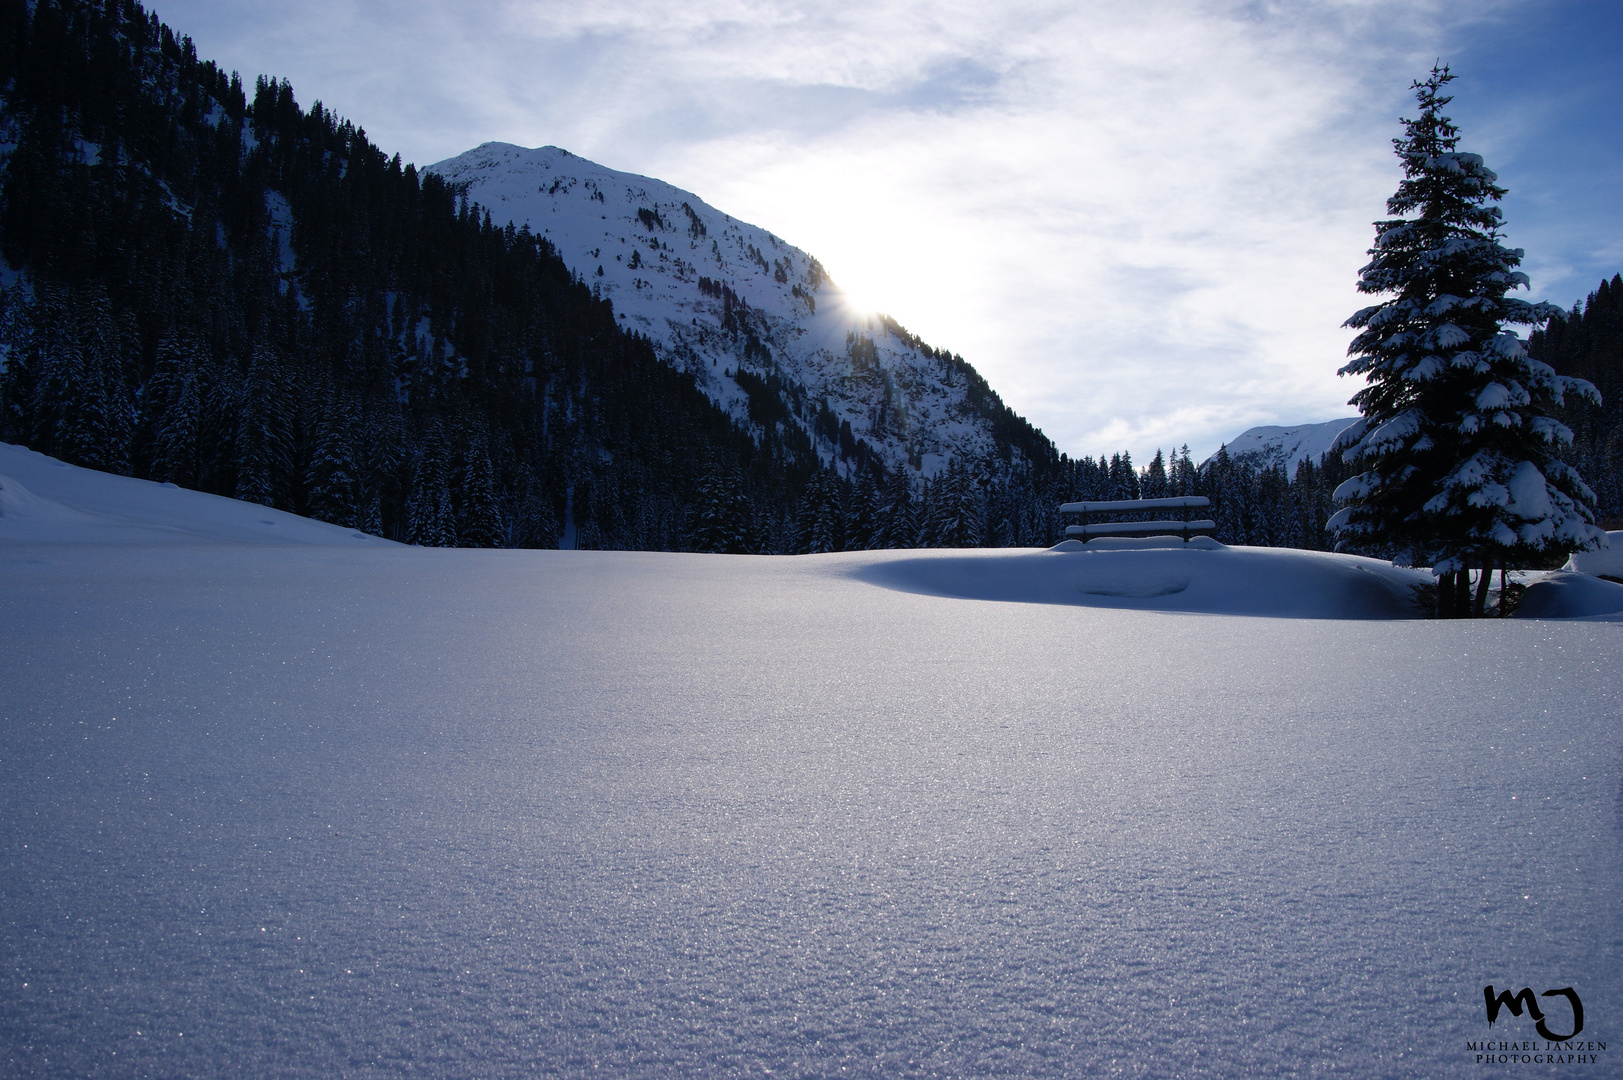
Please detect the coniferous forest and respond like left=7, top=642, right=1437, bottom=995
left=0, top=1, right=1615, bottom=553
left=0, top=0, right=824, bottom=551
left=1530, top=275, right=1623, bottom=529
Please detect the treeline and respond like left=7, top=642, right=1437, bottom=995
left=1530, top=274, right=1623, bottom=527
left=685, top=445, right=1353, bottom=554
left=725, top=278, right=1623, bottom=556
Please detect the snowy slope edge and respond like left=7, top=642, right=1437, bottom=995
left=0, top=442, right=396, bottom=546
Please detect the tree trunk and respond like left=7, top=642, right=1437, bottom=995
left=1438, top=570, right=1455, bottom=618
left=1499, top=560, right=1509, bottom=617
left=1473, top=561, right=1493, bottom=617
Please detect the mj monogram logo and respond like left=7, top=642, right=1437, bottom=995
left=1484, top=985, right=1584, bottom=1041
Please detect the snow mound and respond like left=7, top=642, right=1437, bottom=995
left=852, top=543, right=1428, bottom=619
left=1562, top=530, right=1621, bottom=579
left=0, top=442, right=396, bottom=546
left=1050, top=535, right=1226, bottom=551
left=1515, top=570, right=1623, bottom=619
left=0, top=471, right=107, bottom=536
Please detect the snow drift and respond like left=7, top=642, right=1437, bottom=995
left=0, top=442, right=393, bottom=546
left=1519, top=570, right=1623, bottom=618
left=853, top=536, right=1430, bottom=619
left=1564, top=529, right=1623, bottom=579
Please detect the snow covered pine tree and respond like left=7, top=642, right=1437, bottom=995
left=1332, top=65, right=1604, bottom=617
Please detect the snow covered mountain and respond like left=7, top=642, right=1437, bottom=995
left=1207, top=417, right=1362, bottom=470
left=428, top=143, right=1051, bottom=479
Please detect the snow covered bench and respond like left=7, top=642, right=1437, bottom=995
left=1562, top=530, right=1622, bottom=583
left=1059, top=496, right=1215, bottom=541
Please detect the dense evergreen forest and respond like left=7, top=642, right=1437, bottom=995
left=0, top=0, right=841, bottom=550
left=1530, top=274, right=1623, bottom=528
left=0, top=0, right=1610, bottom=553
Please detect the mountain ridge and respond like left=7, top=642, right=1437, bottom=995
left=1205, top=417, right=1362, bottom=471
left=427, top=142, right=1057, bottom=481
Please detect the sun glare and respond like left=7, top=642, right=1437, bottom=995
left=830, top=279, right=882, bottom=318
left=827, top=273, right=885, bottom=320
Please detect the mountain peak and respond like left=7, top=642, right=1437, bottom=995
left=427, top=144, right=1045, bottom=479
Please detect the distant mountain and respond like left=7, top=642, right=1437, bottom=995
left=428, top=143, right=1057, bottom=480
left=1206, top=418, right=1362, bottom=471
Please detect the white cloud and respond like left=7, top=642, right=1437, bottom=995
left=158, top=0, right=1590, bottom=460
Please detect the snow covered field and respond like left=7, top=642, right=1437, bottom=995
left=3, top=447, right=1622, bottom=1077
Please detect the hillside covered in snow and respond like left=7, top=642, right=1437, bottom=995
left=429, top=143, right=1056, bottom=480
left=1206, top=416, right=1362, bottom=470
left=0, top=441, right=394, bottom=546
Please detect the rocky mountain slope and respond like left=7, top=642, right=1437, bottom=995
left=429, top=143, right=1055, bottom=481
left=1207, top=417, right=1361, bottom=470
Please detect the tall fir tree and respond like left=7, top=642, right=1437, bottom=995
left=688, top=463, right=752, bottom=553
left=1141, top=449, right=1169, bottom=499
left=1206, top=446, right=1244, bottom=544
left=1168, top=446, right=1199, bottom=497
left=145, top=335, right=205, bottom=488
left=1333, top=66, right=1603, bottom=614
left=508, top=462, right=561, bottom=549
left=304, top=397, right=360, bottom=528
left=878, top=470, right=919, bottom=549
left=235, top=344, right=294, bottom=509
left=455, top=433, right=504, bottom=547
left=407, top=428, right=457, bottom=547
left=844, top=471, right=881, bottom=551
left=926, top=461, right=984, bottom=548
left=794, top=470, right=844, bottom=554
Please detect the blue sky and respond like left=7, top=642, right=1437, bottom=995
left=1439, top=3, right=1622, bottom=310
left=152, top=0, right=1622, bottom=461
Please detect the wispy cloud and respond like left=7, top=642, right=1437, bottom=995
left=155, top=0, right=1617, bottom=459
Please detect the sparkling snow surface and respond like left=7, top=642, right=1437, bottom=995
left=4, top=462, right=1623, bottom=1078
